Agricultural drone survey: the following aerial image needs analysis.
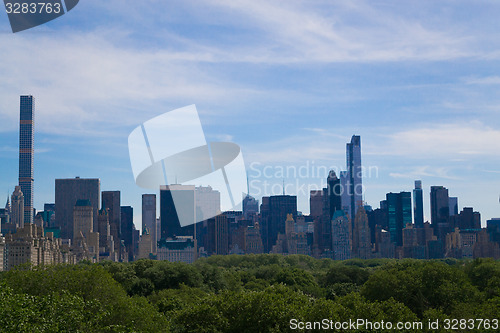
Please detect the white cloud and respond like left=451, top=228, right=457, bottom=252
left=389, top=166, right=461, bottom=180
left=463, top=76, right=500, bottom=85
left=373, top=121, right=500, bottom=159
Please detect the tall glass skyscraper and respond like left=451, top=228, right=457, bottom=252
left=19, top=95, right=35, bottom=225
left=346, top=135, right=362, bottom=221
left=413, top=180, right=424, bottom=228
left=386, top=191, right=412, bottom=246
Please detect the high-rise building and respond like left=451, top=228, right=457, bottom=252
left=195, top=186, right=220, bottom=222
left=11, top=186, right=24, bottom=229
left=102, top=191, right=121, bottom=253
left=19, top=95, right=35, bottom=225
left=386, top=192, right=412, bottom=246
left=339, top=170, right=351, bottom=216
left=430, top=186, right=449, bottom=240
left=331, top=210, right=351, bottom=260
left=55, top=177, right=100, bottom=240
left=243, top=194, right=259, bottom=219
left=73, top=199, right=99, bottom=262
left=215, top=214, right=229, bottom=255
left=327, top=170, right=342, bottom=219
left=260, top=195, right=297, bottom=252
left=413, top=180, right=424, bottom=228
left=352, top=206, right=372, bottom=259
left=97, top=207, right=115, bottom=261
left=142, top=194, right=157, bottom=254
left=449, top=197, right=458, bottom=216
left=160, top=185, right=196, bottom=240
left=318, top=171, right=342, bottom=252
left=73, top=199, right=93, bottom=241
left=309, top=190, right=323, bottom=218
left=120, top=206, right=135, bottom=261
left=346, top=135, right=363, bottom=221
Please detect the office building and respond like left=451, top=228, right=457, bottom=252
left=309, top=190, right=323, bottom=218
left=120, top=206, right=135, bottom=261
left=195, top=186, right=220, bottom=222
left=18, top=95, right=35, bottom=226
left=331, top=210, right=351, bottom=260
left=243, top=194, right=259, bottom=219
left=11, top=186, right=24, bottom=230
left=97, top=208, right=115, bottom=261
left=138, top=228, right=153, bottom=259
left=430, top=186, right=449, bottom=225
left=346, top=135, right=363, bottom=221
left=449, top=197, right=458, bottom=216
left=142, top=194, right=157, bottom=254
left=102, top=191, right=121, bottom=253
left=245, top=222, right=264, bottom=254
left=215, top=214, right=229, bottom=255
left=73, top=199, right=93, bottom=241
left=55, top=177, right=100, bottom=240
left=73, top=200, right=99, bottom=262
left=160, top=185, right=196, bottom=239
left=352, top=206, right=372, bottom=259
left=260, top=195, right=297, bottom=252
left=386, top=192, right=412, bottom=246
left=430, top=186, right=450, bottom=240
left=413, top=180, right=424, bottom=228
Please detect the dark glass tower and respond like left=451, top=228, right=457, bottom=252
left=260, top=195, right=297, bottom=252
left=386, top=191, right=412, bottom=246
left=430, top=186, right=449, bottom=226
left=160, top=185, right=195, bottom=240
left=413, top=180, right=424, bottom=228
left=102, top=191, right=121, bottom=252
left=346, top=135, right=362, bottom=221
left=19, top=95, right=35, bottom=225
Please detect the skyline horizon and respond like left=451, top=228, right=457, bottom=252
left=1, top=115, right=497, bottom=230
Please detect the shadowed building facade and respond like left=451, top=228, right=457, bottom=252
left=55, top=177, right=100, bottom=240
left=19, top=95, right=35, bottom=225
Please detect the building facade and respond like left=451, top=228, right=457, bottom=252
left=19, top=95, right=35, bottom=226
left=55, top=177, right=100, bottom=240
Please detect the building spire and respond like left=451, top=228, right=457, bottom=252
left=282, top=178, right=285, bottom=195
left=246, top=172, right=250, bottom=197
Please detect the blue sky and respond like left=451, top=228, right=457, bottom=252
left=1, top=0, right=500, bottom=228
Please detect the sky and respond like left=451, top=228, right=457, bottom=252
left=1, top=0, right=500, bottom=229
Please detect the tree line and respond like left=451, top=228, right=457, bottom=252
left=0, top=255, right=499, bottom=332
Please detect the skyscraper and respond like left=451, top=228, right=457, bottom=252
left=386, top=191, right=412, bottom=246
left=243, top=194, right=259, bottom=219
left=331, top=210, right=351, bottom=260
left=449, top=197, right=458, bottom=216
left=319, top=170, right=342, bottom=251
left=327, top=170, right=342, bottom=219
left=19, top=95, right=35, bottom=225
left=102, top=191, right=121, bottom=253
left=413, top=180, right=424, bottom=228
left=55, top=177, right=100, bottom=240
left=352, top=206, right=372, bottom=259
left=346, top=135, right=362, bottom=221
left=160, top=185, right=195, bottom=240
left=142, top=194, right=157, bottom=254
left=260, top=195, right=297, bottom=253
left=430, top=186, right=449, bottom=226
left=11, top=186, right=24, bottom=229
left=121, top=205, right=135, bottom=261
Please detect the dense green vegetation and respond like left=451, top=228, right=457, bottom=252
left=1, top=255, right=499, bottom=332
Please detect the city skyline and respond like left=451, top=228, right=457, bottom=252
left=1, top=1, right=500, bottom=227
